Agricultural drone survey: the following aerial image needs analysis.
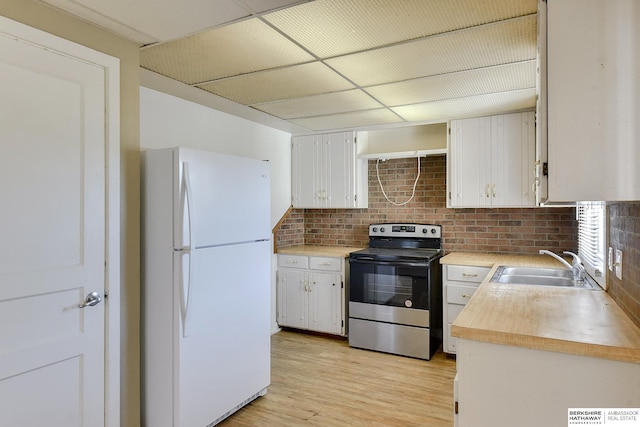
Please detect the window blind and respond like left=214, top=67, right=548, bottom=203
left=577, top=202, right=606, bottom=287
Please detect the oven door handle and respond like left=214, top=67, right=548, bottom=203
left=350, top=257, right=430, bottom=268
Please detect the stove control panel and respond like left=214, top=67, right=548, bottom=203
left=369, top=223, right=441, bottom=239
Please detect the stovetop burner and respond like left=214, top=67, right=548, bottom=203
left=349, top=247, right=442, bottom=262
left=350, top=223, right=443, bottom=262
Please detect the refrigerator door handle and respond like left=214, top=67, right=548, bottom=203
left=178, top=249, right=192, bottom=338
left=181, top=162, right=194, bottom=251
left=179, top=162, right=195, bottom=338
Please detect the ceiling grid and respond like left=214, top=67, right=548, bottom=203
left=43, top=0, right=539, bottom=132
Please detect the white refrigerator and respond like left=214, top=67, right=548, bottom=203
left=141, top=147, right=271, bottom=427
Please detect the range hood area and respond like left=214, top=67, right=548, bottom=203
left=357, top=123, right=447, bottom=160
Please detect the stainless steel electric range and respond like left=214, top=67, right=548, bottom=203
left=348, top=223, right=443, bottom=360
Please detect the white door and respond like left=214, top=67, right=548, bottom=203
left=0, top=24, right=108, bottom=426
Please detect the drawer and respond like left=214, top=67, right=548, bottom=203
left=278, top=255, right=308, bottom=269
left=309, top=256, right=342, bottom=272
left=446, top=265, right=491, bottom=283
left=447, top=284, right=478, bottom=305
left=447, top=303, right=465, bottom=323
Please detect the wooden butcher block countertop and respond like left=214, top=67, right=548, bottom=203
left=442, top=252, right=640, bottom=363
left=277, top=245, right=365, bottom=258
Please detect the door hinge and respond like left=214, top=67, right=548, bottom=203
left=455, top=401, right=459, bottom=415
left=341, top=320, right=344, bottom=327
left=104, top=291, right=109, bottom=299
left=341, top=281, right=344, bottom=288
left=542, top=162, right=548, bottom=176
left=448, top=191, right=452, bottom=200
left=448, top=127, right=451, bottom=135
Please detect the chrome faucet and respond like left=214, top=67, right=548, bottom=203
left=539, top=250, right=586, bottom=283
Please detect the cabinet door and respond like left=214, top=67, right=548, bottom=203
left=277, top=269, right=307, bottom=329
left=292, top=135, right=321, bottom=208
left=307, top=271, right=341, bottom=335
left=546, top=0, right=640, bottom=202
left=491, top=112, right=535, bottom=206
left=450, top=116, right=492, bottom=207
left=323, top=132, right=356, bottom=209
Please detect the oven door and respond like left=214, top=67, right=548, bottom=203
left=349, top=257, right=430, bottom=310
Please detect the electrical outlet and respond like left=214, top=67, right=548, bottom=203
left=608, top=247, right=614, bottom=271
left=615, top=249, right=623, bottom=280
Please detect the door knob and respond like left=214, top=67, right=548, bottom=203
left=78, top=291, right=102, bottom=308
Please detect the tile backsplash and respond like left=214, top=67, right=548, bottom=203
left=608, top=202, right=640, bottom=327
left=276, top=156, right=578, bottom=254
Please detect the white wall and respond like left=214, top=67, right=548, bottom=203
left=140, top=85, right=291, bottom=333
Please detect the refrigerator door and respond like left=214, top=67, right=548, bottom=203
left=174, top=148, right=271, bottom=249
left=176, top=241, right=271, bottom=427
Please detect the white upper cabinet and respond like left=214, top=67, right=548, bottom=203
left=292, top=131, right=368, bottom=209
left=448, top=112, right=536, bottom=208
left=540, top=0, right=640, bottom=202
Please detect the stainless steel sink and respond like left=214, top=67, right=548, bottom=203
left=490, top=266, right=600, bottom=289
left=499, top=266, right=574, bottom=279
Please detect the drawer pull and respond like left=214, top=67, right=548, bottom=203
left=321, top=263, right=332, bottom=266
left=462, top=273, right=478, bottom=277
left=461, top=294, right=472, bottom=298
left=288, top=260, right=298, bottom=264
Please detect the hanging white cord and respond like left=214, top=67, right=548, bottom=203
left=376, top=156, right=421, bottom=206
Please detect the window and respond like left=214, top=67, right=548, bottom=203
left=577, top=202, right=606, bottom=288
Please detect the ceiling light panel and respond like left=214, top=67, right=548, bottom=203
left=392, top=88, right=536, bottom=122
left=366, top=61, right=536, bottom=106
left=252, top=89, right=383, bottom=119
left=325, top=15, right=536, bottom=87
left=198, top=62, right=354, bottom=105
left=291, top=108, right=404, bottom=132
left=264, top=0, right=537, bottom=58
left=140, top=18, right=314, bottom=84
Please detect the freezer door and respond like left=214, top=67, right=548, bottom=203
left=177, top=241, right=271, bottom=427
left=174, top=148, right=271, bottom=248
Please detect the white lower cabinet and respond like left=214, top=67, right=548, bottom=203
left=277, top=254, right=346, bottom=336
left=456, top=339, right=640, bottom=427
left=442, top=264, right=491, bottom=354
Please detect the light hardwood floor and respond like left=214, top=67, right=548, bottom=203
left=219, top=330, right=457, bottom=427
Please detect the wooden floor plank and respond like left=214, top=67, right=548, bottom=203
left=219, top=330, right=456, bottom=427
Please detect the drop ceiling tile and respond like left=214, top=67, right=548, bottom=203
left=41, top=0, right=252, bottom=43
left=290, top=109, right=404, bottom=131
left=198, top=62, right=355, bottom=105
left=366, top=61, right=536, bottom=106
left=241, top=0, right=309, bottom=13
left=325, top=15, right=536, bottom=87
left=265, top=0, right=536, bottom=58
left=252, top=89, right=383, bottom=119
left=140, top=18, right=314, bottom=84
left=392, top=88, right=537, bottom=122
